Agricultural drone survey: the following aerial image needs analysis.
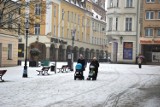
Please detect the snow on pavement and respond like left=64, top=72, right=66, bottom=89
left=0, top=62, right=160, bottom=107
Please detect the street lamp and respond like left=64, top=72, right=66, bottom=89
left=23, top=1, right=29, bottom=78
left=71, top=29, right=76, bottom=71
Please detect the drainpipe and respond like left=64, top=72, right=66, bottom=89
left=136, top=0, right=140, bottom=57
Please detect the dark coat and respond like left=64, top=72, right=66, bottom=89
left=90, top=60, right=99, bottom=70
left=77, top=58, right=86, bottom=71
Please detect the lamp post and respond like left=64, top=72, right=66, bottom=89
left=71, top=29, right=76, bottom=71
left=23, top=1, right=29, bottom=78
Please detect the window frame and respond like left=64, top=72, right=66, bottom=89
left=157, top=28, right=160, bottom=36
left=146, top=11, right=154, bottom=19
left=35, top=4, right=41, bottom=15
left=34, top=23, right=40, bottom=35
left=145, top=28, right=153, bottom=37
left=125, top=17, right=132, bottom=31
left=8, top=44, right=13, bottom=60
left=146, top=0, right=155, bottom=3
left=126, top=0, right=133, bottom=8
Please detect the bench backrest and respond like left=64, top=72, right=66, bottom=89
left=42, top=67, right=50, bottom=71
left=0, top=70, right=7, bottom=75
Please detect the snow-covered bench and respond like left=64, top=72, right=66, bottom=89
left=36, top=66, right=50, bottom=75
left=0, top=70, right=7, bottom=82
left=57, top=65, right=70, bottom=73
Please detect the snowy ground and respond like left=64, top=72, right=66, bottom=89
left=0, top=62, right=160, bottom=107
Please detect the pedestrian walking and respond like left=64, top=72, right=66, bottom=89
left=89, top=57, right=99, bottom=80
left=137, top=54, right=144, bottom=68
left=77, top=54, right=86, bottom=72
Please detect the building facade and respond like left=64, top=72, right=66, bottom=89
left=139, top=0, right=160, bottom=64
left=0, top=1, right=19, bottom=67
left=18, top=0, right=107, bottom=63
left=106, top=0, right=140, bottom=63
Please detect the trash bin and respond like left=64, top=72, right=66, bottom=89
left=51, top=65, right=55, bottom=71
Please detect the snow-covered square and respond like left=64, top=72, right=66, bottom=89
left=0, top=62, right=160, bottom=107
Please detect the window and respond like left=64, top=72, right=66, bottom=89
left=126, top=0, right=133, bottom=7
left=34, top=24, right=40, bottom=35
left=35, top=4, right=41, bottom=15
left=157, top=29, right=160, bottom=36
left=117, top=0, right=119, bottom=7
left=54, top=25, right=56, bottom=36
left=68, top=11, right=69, bottom=21
left=116, top=17, right=118, bottom=31
left=158, top=11, right=160, bottom=19
left=146, top=11, right=154, bottom=19
left=8, top=13, right=13, bottom=28
left=110, top=0, right=113, bottom=7
left=78, top=15, right=80, bottom=25
left=61, top=27, right=64, bottom=37
left=54, top=6, right=56, bottom=17
left=62, top=9, right=64, bottom=20
left=8, top=44, right=12, bottom=60
left=125, top=18, right=132, bottom=31
left=109, top=18, right=113, bottom=31
left=146, top=0, right=155, bottom=3
left=145, top=28, right=153, bottom=36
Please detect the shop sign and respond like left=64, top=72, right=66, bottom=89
left=123, top=42, right=133, bottom=60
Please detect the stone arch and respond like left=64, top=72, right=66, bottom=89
left=90, top=49, right=95, bottom=59
left=50, top=44, right=56, bottom=61
left=99, top=50, right=104, bottom=59
left=79, top=47, right=84, bottom=56
left=96, top=49, right=100, bottom=59
left=73, top=46, right=79, bottom=61
left=29, top=41, right=46, bottom=61
left=66, top=45, right=72, bottom=60
left=85, top=48, right=90, bottom=62
left=58, top=45, right=63, bottom=61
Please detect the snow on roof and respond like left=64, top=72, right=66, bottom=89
left=92, top=9, right=101, bottom=19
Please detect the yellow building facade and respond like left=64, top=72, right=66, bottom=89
left=18, top=0, right=107, bottom=63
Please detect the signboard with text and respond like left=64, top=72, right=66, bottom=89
left=123, top=42, right=133, bottom=60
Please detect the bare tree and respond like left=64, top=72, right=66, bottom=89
left=0, top=0, right=47, bottom=35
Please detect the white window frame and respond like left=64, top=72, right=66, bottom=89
left=8, top=44, right=12, bottom=60
left=125, top=18, right=132, bottom=31
left=35, top=4, right=41, bottom=15
left=146, top=0, right=155, bottom=3
left=34, top=24, right=40, bottom=35
left=146, top=11, right=154, bottom=19
left=109, top=18, right=113, bottom=31
left=145, top=28, right=153, bottom=36
left=158, top=11, right=160, bottom=19
left=126, top=0, right=133, bottom=7
left=54, top=6, right=56, bottom=17
left=62, top=9, right=64, bottom=20
left=157, top=28, right=160, bottom=36
left=110, top=0, right=113, bottom=8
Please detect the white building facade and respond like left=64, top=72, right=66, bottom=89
left=106, top=0, right=140, bottom=63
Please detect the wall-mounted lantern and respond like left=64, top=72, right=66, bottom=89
left=120, top=36, right=123, bottom=44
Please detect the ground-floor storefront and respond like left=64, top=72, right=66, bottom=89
left=109, top=35, right=137, bottom=64
left=141, top=45, right=160, bottom=64
left=18, top=36, right=108, bottom=63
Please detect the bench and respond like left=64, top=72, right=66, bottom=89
left=57, top=65, right=70, bottom=73
left=36, top=66, right=50, bottom=75
left=0, top=70, right=7, bottom=82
